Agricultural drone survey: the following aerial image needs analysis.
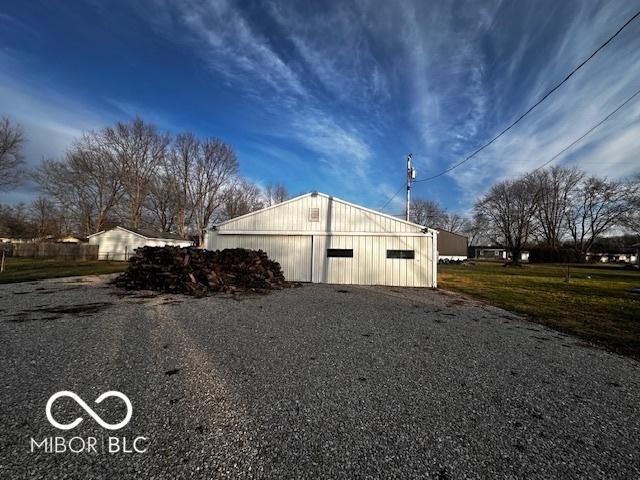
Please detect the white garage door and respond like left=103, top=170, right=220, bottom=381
left=212, top=234, right=312, bottom=282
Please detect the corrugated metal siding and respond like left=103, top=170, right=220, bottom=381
left=207, top=193, right=437, bottom=288
left=209, top=232, right=312, bottom=282
left=437, top=230, right=468, bottom=257
left=218, top=194, right=423, bottom=234
left=311, top=234, right=432, bottom=287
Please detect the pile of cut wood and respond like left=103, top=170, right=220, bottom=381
left=114, top=246, right=286, bottom=296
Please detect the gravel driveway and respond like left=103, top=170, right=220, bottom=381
left=1, top=275, right=639, bottom=479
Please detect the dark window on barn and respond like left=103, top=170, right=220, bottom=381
left=327, top=249, right=353, bottom=258
left=387, top=249, right=415, bottom=259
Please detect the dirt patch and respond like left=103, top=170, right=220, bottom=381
left=7, top=313, right=63, bottom=323
left=574, top=339, right=601, bottom=350
left=26, top=302, right=113, bottom=316
left=60, top=285, right=84, bottom=291
left=7, top=302, right=113, bottom=323
left=448, top=299, right=468, bottom=307
left=161, top=300, right=184, bottom=306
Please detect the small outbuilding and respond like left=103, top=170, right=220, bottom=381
left=205, top=192, right=438, bottom=287
left=437, top=230, right=468, bottom=262
left=88, top=226, right=192, bottom=261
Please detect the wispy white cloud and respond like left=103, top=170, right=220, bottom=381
left=0, top=52, right=106, bottom=165
left=162, top=0, right=306, bottom=98
left=291, top=110, right=371, bottom=180
left=137, top=0, right=386, bottom=200
left=108, top=0, right=640, bottom=213
left=2, top=0, right=639, bottom=212
left=358, top=0, right=638, bottom=208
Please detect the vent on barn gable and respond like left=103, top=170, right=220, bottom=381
left=308, top=207, right=320, bottom=222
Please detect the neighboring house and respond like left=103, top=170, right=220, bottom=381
left=585, top=251, right=638, bottom=264
left=56, top=235, right=87, bottom=243
left=88, top=226, right=192, bottom=260
left=468, top=245, right=530, bottom=263
left=436, top=230, right=468, bottom=262
left=205, top=192, right=438, bottom=287
left=0, top=237, right=34, bottom=244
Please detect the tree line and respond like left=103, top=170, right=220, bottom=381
left=409, top=166, right=639, bottom=263
left=474, top=166, right=639, bottom=263
left=0, top=116, right=288, bottom=245
left=1, top=114, right=638, bottom=258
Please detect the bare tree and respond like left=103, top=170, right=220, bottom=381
left=622, top=174, right=640, bottom=236
left=565, top=176, right=636, bottom=260
left=410, top=198, right=448, bottom=228
left=532, top=166, right=584, bottom=249
left=220, top=178, right=264, bottom=221
left=190, top=138, right=238, bottom=246
left=164, top=133, right=200, bottom=238
left=103, top=118, right=169, bottom=228
left=460, top=213, right=490, bottom=246
left=475, top=174, right=539, bottom=264
left=0, top=203, right=30, bottom=238
left=0, top=117, right=25, bottom=190
left=146, top=173, right=178, bottom=232
left=264, top=182, right=288, bottom=206
left=443, top=212, right=465, bottom=233
left=29, top=196, right=61, bottom=238
left=35, top=133, right=124, bottom=235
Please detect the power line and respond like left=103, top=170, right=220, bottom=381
left=530, top=86, right=640, bottom=172
left=380, top=86, right=640, bottom=212
left=411, top=8, right=640, bottom=183
left=379, top=183, right=405, bottom=211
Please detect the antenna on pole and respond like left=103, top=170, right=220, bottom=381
left=405, top=153, right=415, bottom=221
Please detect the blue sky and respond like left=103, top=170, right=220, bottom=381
left=1, top=0, right=639, bottom=215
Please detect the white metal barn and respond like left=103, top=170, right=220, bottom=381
left=88, top=226, right=192, bottom=260
left=206, top=192, right=438, bottom=287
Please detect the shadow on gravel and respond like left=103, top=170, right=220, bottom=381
left=5, top=302, right=113, bottom=323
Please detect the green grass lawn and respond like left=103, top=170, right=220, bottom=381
left=439, top=261, right=640, bottom=358
left=0, top=257, right=127, bottom=284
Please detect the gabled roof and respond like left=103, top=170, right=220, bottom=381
left=212, top=192, right=438, bottom=233
left=435, top=229, right=468, bottom=240
left=87, top=226, right=188, bottom=241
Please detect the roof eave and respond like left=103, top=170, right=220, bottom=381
left=211, top=191, right=438, bottom=234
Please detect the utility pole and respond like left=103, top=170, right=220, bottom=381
left=405, top=153, right=415, bottom=221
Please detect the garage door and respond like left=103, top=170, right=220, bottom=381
left=212, top=234, right=312, bottom=282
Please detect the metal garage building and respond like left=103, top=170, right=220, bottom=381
left=206, top=192, right=438, bottom=287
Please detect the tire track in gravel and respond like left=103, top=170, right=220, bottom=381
left=145, top=301, right=264, bottom=478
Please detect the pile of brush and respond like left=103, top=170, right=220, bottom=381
left=114, top=246, right=286, bottom=296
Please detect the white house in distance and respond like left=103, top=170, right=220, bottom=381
left=88, top=226, right=192, bottom=260
left=205, top=192, right=438, bottom=287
